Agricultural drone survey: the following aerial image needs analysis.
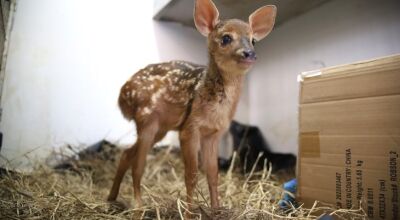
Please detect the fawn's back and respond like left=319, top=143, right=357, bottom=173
left=119, top=61, right=206, bottom=130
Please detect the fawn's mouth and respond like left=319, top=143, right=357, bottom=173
left=238, top=58, right=256, bottom=67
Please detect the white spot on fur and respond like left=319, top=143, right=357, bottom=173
left=185, top=78, right=196, bottom=85
left=161, top=66, right=171, bottom=71
left=142, top=106, right=152, bottom=115
left=195, top=81, right=203, bottom=91
left=164, top=94, right=181, bottom=104
left=185, top=64, right=195, bottom=71
left=151, top=87, right=167, bottom=104
left=170, top=86, right=179, bottom=91
left=148, top=74, right=162, bottom=82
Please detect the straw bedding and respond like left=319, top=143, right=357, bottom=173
left=0, top=142, right=366, bottom=219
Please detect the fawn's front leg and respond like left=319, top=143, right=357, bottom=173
left=201, top=132, right=221, bottom=209
left=179, top=128, right=201, bottom=209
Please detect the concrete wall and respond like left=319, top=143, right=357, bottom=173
left=249, top=0, right=400, bottom=155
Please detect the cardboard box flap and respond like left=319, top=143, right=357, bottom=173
left=300, top=54, right=400, bottom=104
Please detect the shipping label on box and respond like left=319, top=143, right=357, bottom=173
left=298, top=54, right=400, bottom=219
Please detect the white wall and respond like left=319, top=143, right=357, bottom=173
left=0, top=0, right=212, bottom=168
left=249, top=0, right=400, bottom=155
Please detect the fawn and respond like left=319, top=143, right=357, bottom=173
left=108, top=0, right=276, bottom=210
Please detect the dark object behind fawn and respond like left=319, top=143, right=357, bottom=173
left=219, top=120, right=296, bottom=174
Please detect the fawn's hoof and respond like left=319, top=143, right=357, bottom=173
left=108, top=199, right=131, bottom=210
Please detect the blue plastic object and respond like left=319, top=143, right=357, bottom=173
left=278, top=178, right=297, bottom=208
left=317, top=213, right=335, bottom=220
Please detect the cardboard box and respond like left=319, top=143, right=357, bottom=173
left=298, top=54, right=400, bottom=219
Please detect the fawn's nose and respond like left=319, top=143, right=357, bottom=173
left=242, top=50, right=257, bottom=60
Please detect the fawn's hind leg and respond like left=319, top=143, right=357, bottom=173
left=108, top=142, right=138, bottom=202
left=131, top=126, right=166, bottom=207
left=108, top=119, right=161, bottom=207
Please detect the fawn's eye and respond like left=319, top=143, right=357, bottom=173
left=221, top=35, right=232, bottom=46
left=252, top=39, right=256, bottom=46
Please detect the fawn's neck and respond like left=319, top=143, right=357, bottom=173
left=203, top=53, right=245, bottom=103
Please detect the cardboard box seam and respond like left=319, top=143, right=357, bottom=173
left=300, top=92, right=400, bottom=105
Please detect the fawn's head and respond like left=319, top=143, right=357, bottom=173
left=194, top=0, right=276, bottom=74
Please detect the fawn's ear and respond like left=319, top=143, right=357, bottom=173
left=194, top=0, right=219, bottom=36
left=249, top=5, right=277, bottom=41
